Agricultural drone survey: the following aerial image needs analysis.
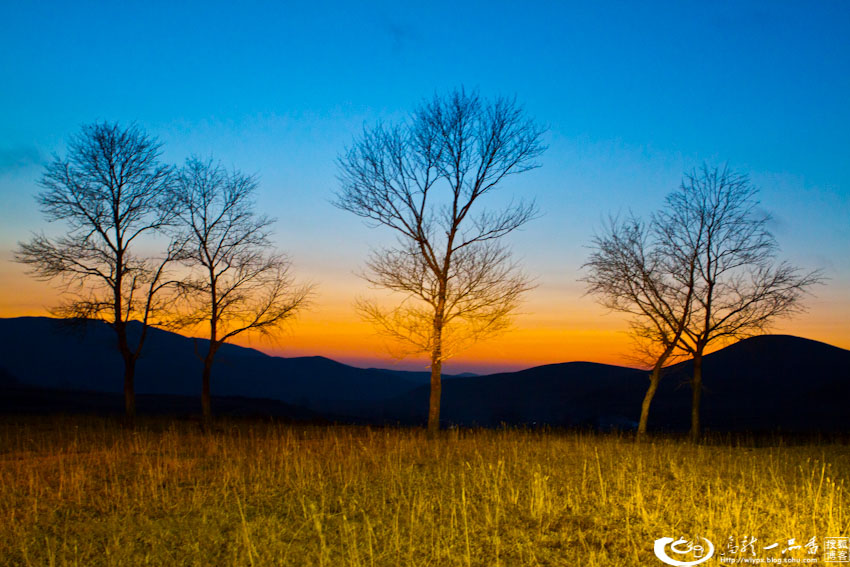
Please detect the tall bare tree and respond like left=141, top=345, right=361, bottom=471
left=172, top=157, right=312, bottom=424
left=660, top=165, right=823, bottom=440
left=335, top=88, right=545, bottom=434
left=582, top=215, right=698, bottom=439
left=16, top=122, right=177, bottom=421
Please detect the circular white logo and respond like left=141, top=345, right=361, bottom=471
left=654, top=537, right=715, bottom=566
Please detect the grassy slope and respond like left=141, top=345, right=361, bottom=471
left=0, top=417, right=847, bottom=566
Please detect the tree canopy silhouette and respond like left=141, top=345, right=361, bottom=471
left=171, top=157, right=312, bottom=424
left=665, top=166, right=823, bottom=440
left=16, top=122, right=178, bottom=421
left=335, top=88, right=545, bottom=433
left=583, top=214, right=697, bottom=439
left=586, top=165, right=822, bottom=440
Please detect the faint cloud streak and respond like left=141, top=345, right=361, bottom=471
left=0, top=146, right=43, bottom=175
left=377, top=14, right=420, bottom=55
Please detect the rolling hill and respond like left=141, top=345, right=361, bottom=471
left=0, top=317, right=419, bottom=413
left=0, top=317, right=847, bottom=431
left=361, top=335, right=849, bottom=431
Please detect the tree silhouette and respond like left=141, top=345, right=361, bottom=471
left=585, top=167, right=822, bottom=439
left=335, top=88, right=545, bottom=434
left=16, top=122, right=177, bottom=422
left=583, top=214, right=697, bottom=439
left=171, top=157, right=312, bottom=424
left=660, top=165, right=822, bottom=440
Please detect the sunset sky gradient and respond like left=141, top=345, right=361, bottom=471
left=1, top=1, right=848, bottom=373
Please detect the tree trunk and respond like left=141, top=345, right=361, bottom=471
left=201, top=356, right=213, bottom=429
left=428, top=357, right=442, bottom=436
left=115, top=321, right=136, bottom=425
left=690, top=350, right=703, bottom=442
left=428, top=317, right=443, bottom=436
left=204, top=294, right=218, bottom=431
left=637, top=366, right=661, bottom=441
left=123, top=356, right=136, bottom=426
left=637, top=339, right=682, bottom=441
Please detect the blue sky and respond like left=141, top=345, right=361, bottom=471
left=1, top=0, right=848, bottom=371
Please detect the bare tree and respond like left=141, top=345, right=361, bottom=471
left=15, top=122, right=177, bottom=422
left=335, top=88, right=545, bottom=434
left=659, top=165, right=823, bottom=440
left=172, top=157, right=312, bottom=424
left=582, top=215, right=698, bottom=439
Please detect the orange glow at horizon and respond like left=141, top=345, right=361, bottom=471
left=2, top=262, right=849, bottom=374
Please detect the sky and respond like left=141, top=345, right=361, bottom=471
left=1, top=0, right=848, bottom=373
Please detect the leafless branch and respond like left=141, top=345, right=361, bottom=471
left=170, top=157, right=313, bottom=421
left=336, top=87, right=545, bottom=432
left=14, top=122, right=179, bottom=420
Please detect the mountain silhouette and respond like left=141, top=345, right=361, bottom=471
left=0, top=317, right=847, bottom=431
left=655, top=335, right=850, bottom=431
left=0, top=317, right=421, bottom=413
left=372, top=361, right=646, bottom=428
left=364, top=335, right=849, bottom=431
left=0, top=384, right=326, bottom=421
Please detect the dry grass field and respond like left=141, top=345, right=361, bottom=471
left=0, top=416, right=847, bottom=566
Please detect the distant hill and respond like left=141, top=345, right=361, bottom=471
left=367, top=335, right=850, bottom=432
left=656, top=335, right=850, bottom=432
left=0, top=366, right=18, bottom=387
left=0, top=317, right=847, bottom=432
left=365, top=367, right=471, bottom=383
left=372, top=361, right=646, bottom=428
left=0, top=383, right=326, bottom=421
left=0, top=317, right=421, bottom=413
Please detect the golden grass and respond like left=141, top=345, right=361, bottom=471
left=0, top=416, right=847, bottom=566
